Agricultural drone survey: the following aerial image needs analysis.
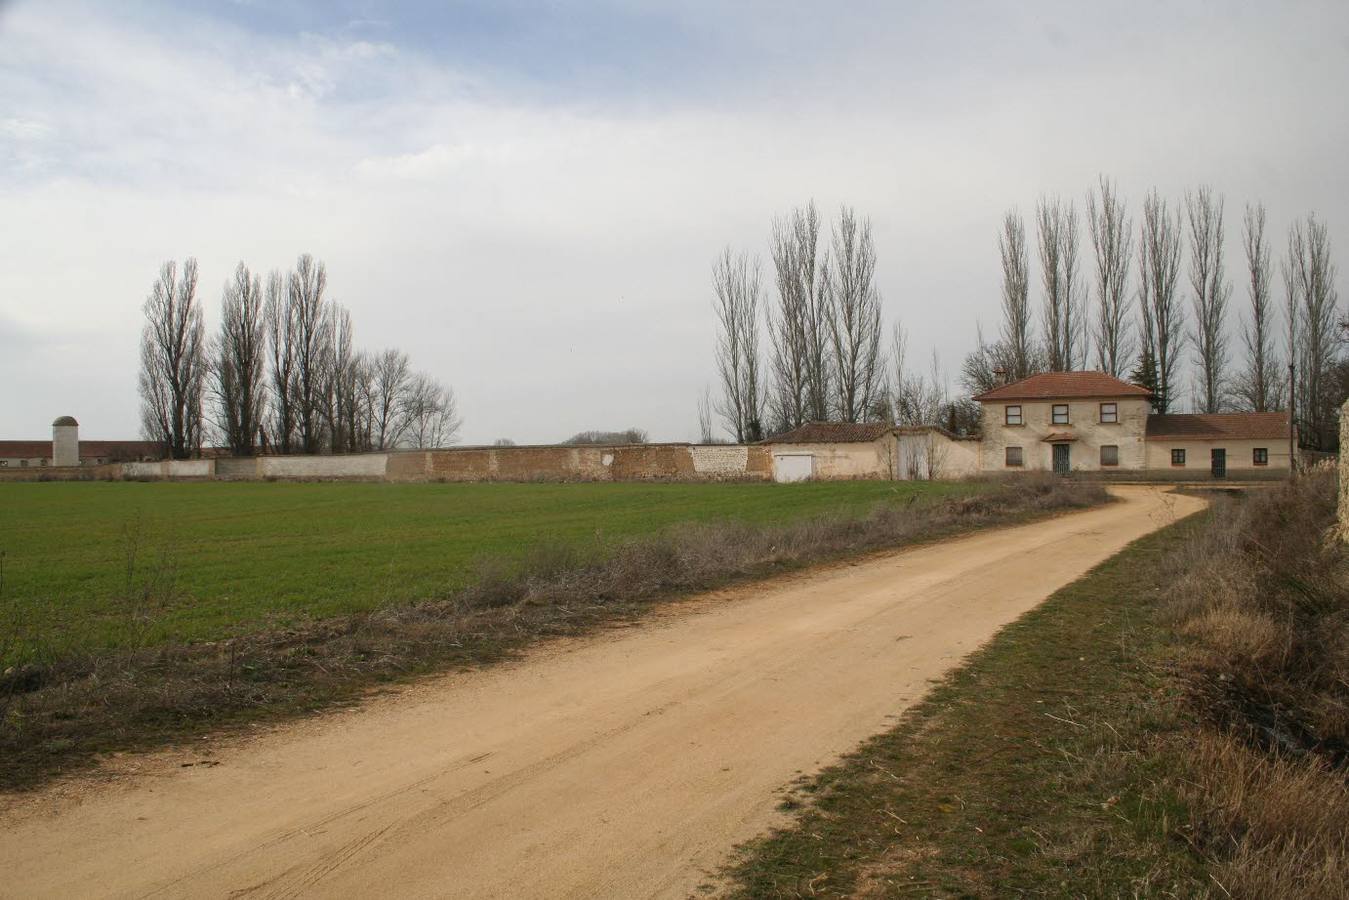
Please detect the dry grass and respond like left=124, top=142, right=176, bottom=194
left=0, top=475, right=1106, bottom=792
left=1163, top=469, right=1349, bottom=899
left=1186, top=731, right=1349, bottom=899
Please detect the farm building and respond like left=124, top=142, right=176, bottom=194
left=0, top=417, right=161, bottom=469
left=968, top=372, right=1292, bottom=478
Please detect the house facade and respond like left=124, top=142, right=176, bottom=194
left=970, top=371, right=1291, bottom=478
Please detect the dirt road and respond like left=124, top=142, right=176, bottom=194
left=0, top=486, right=1203, bottom=899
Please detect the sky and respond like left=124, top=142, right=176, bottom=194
left=2, top=0, right=1347, bottom=444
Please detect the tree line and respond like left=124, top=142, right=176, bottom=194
left=710, top=186, right=1342, bottom=450
left=710, top=203, right=889, bottom=442
left=967, top=177, right=1341, bottom=449
left=139, top=254, right=461, bottom=459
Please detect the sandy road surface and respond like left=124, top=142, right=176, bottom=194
left=0, top=486, right=1203, bottom=899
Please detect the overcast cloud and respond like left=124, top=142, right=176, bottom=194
left=1, top=0, right=1347, bottom=443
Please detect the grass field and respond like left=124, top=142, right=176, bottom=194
left=0, top=480, right=975, bottom=661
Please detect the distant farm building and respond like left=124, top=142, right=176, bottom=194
left=2, top=376, right=1295, bottom=482
left=0, top=417, right=161, bottom=470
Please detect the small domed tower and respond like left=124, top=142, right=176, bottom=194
left=52, top=415, right=79, bottom=467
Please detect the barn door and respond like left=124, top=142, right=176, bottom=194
left=773, top=454, right=814, bottom=483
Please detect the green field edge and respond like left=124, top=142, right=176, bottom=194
left=0, top=485, right=1106, bottom=794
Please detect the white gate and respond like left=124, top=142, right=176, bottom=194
left=773, top=453, right=814, bottom=483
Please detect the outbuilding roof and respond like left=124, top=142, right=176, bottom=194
left=0, top=440, right=164, bottom=460
left=973, top=371, right=1153, bottom=402
left=768, top=422, right=896, bottom=444
left=1144, top=412, right=1290, bottom=441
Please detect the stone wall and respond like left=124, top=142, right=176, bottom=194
left=256, top=454, right=389, bottom=480
left=122, top=459, right=215, bottom=479
left=896, top=430, right=980, bottom=480
left=771, top=440, right=893, bottom=481
left=395, top=444, right=772, bottom=482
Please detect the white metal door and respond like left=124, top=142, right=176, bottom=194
left=773, top=454, right=814, bottom=483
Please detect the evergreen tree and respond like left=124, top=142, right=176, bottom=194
left=1130, top=348, right=1162, bottom=412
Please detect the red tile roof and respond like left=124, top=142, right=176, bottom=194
left=769, top=422, right=896, bottom=444
left=0, top=440, right=163, bottom=460
left=1145, top=412, right=1290, bottom=441
left=973, top=371, right=1153, bottom=402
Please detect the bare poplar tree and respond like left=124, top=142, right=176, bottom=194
left=404, top=374, right=462, bottom=448
left=711, top=248, right=765, bottom=442
left=1087, top=176, right=1133, bottom=376
left=766, top=203, right=831, bottom=423
left=1284, top=213, right=1341, bottom=450
left=1186, top=187, right=1232, bottom=412
left=289, top=253, right=331, bottom=454
left=1234, top=203, right=1282, bottom=412
left=321, top=303, right=360, bottom=452
left=767, top=205, right=817, bottom=430
left=211, top=262, right=267, bottom=455
left=998, top=209, right=1036, bottom=379
left=369, top=348, right=412, bottom=449
left=1059, top=202, right=1088, bottom=369
left=139, top=258, right=206, bottom=459
left=697, top=385, right=715, bottom=443
left=825, top=206, right=883, bottom=422
left=1037, top=197, right=1087, bottom=370
left=264, top=270, right=296, bottom=454
left=1137, top=190, right=1185, bottom=412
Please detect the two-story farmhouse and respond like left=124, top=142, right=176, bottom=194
left=971, top=371, right=1291, bottom=477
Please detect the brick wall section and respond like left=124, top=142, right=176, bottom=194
left=386, top=451, right=429, bottom=480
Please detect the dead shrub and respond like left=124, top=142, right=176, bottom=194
left=1166, top=469, right=1349, bottom=762
left=1161, top=470, right=1349, bottom=896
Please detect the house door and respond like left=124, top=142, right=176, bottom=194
left=1211, top=448, right=1226, bottom=478
left=1052, top=443, right=1070, bottom=475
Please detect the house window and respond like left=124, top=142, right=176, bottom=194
left=1101, top=445, right=1119, bottom=467
left=0, top=460, right=7, bottom=467
left=19, top=459, right=28, bottom=467
left=1005, top=405, right=1023, bottom=426
left=1253, top=447, right=1268, bottom=466
left=1005, top=446, right=1024, bottom=467
left=1171, top=449, right=1186, bottom=466
left=1052, top=404, right=1070, bottom=425
left=1100, top=402, right=1118, bottom=424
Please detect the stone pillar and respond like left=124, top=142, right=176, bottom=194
left=1339, top=401, right=1349, bottom=539
left=52, top=415, right=79, bottom=467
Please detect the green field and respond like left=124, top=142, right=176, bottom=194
left=0, top=480, right=973, bottom=660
